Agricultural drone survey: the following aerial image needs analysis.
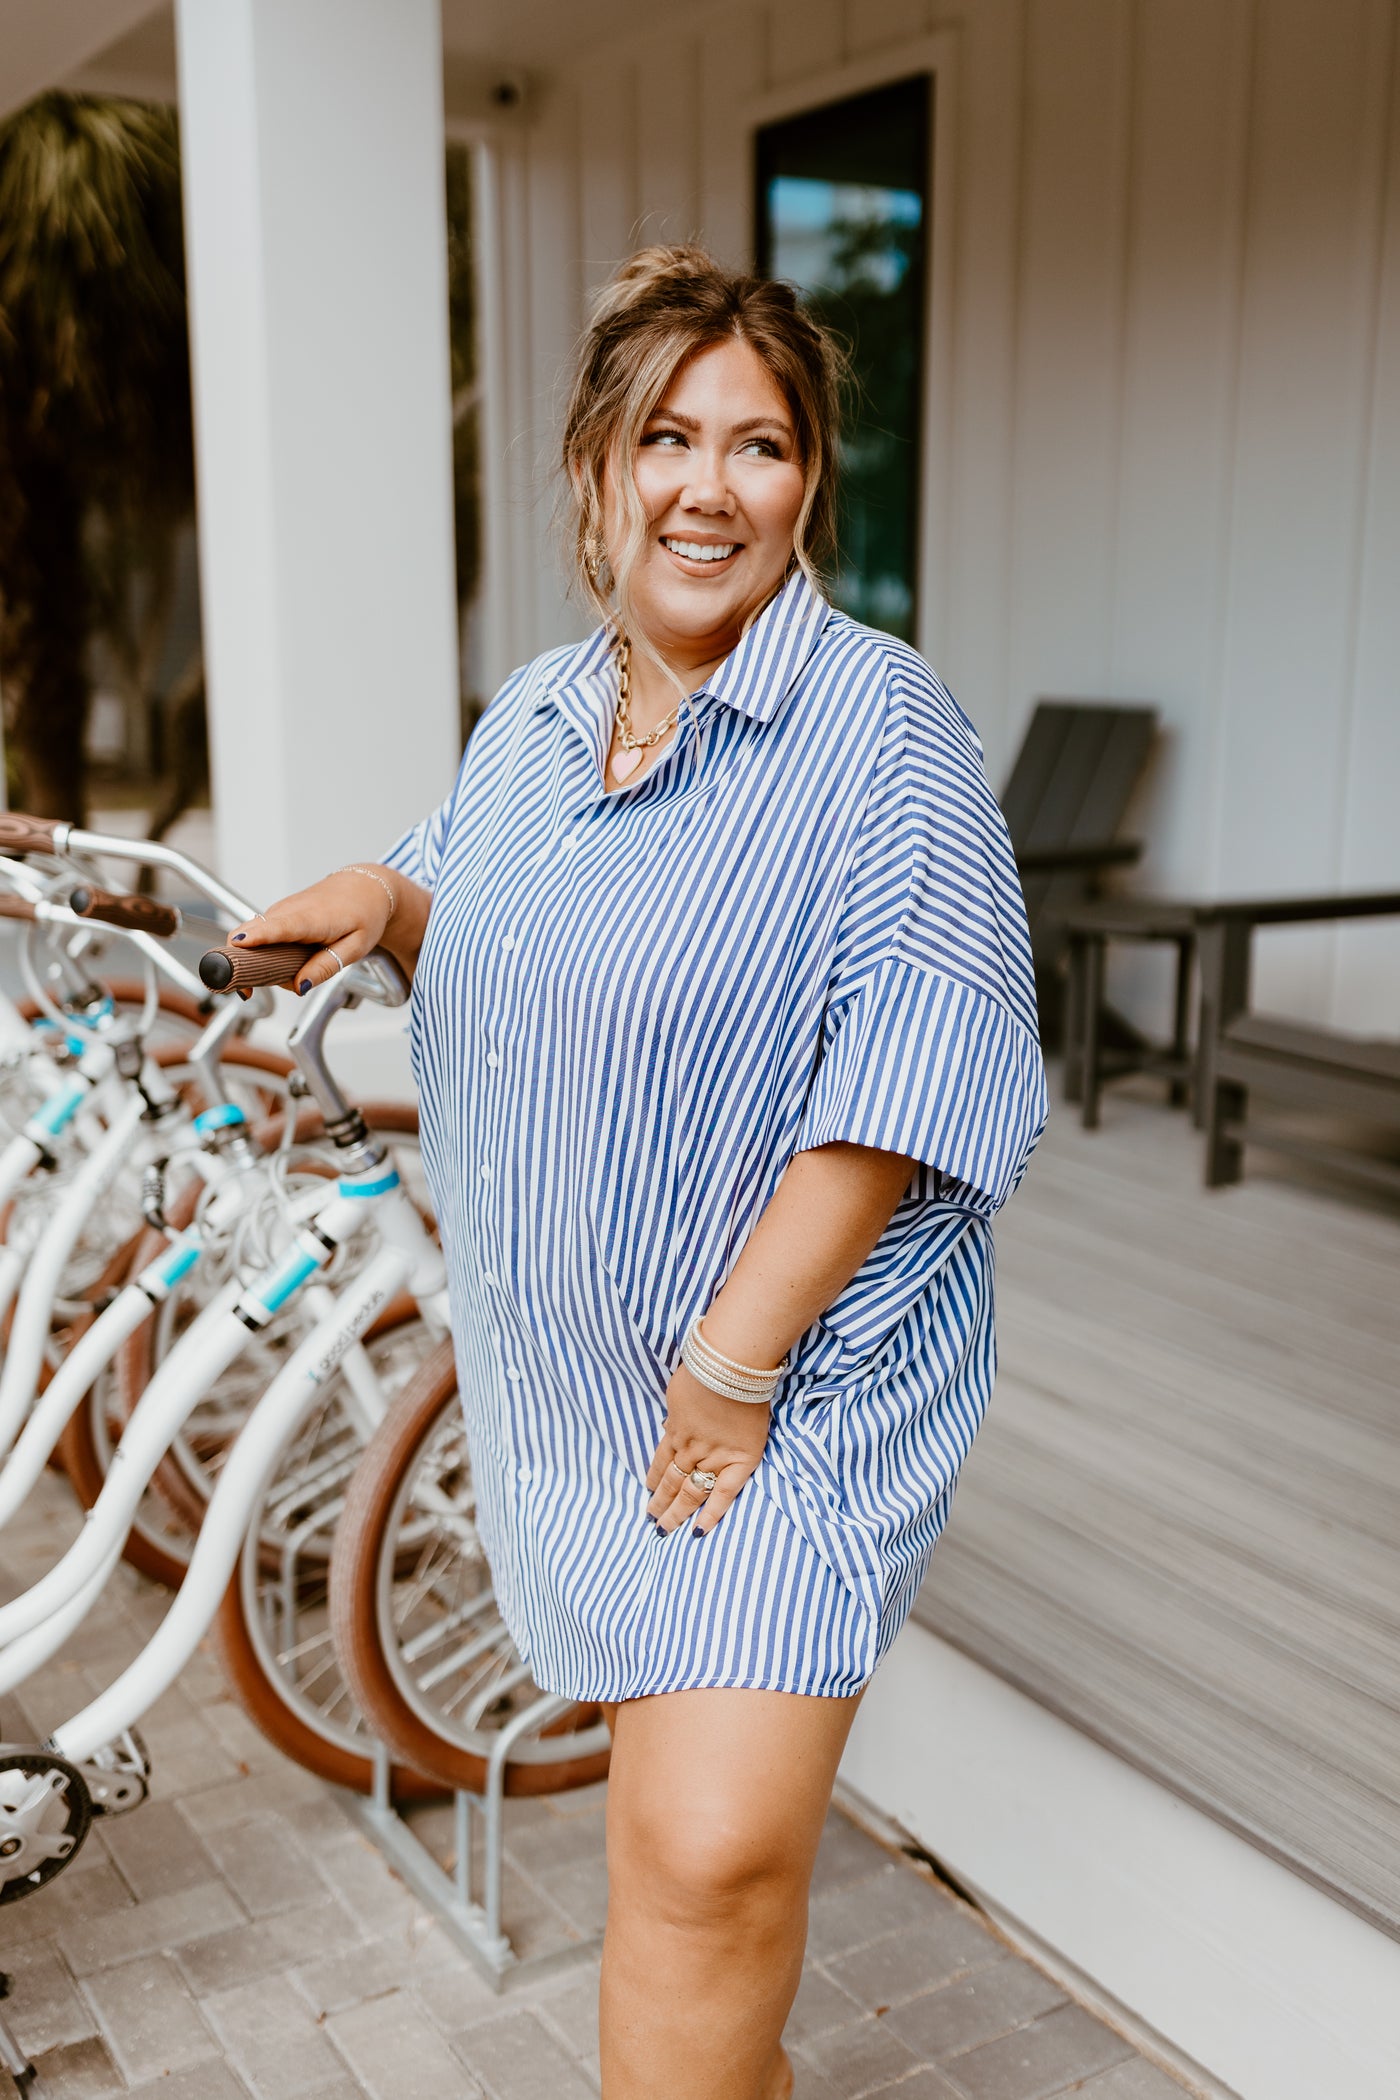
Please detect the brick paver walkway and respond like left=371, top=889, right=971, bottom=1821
left=1, top=1468, right=1192, bottom=2100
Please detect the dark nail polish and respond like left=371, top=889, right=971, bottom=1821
left=297, top=978, right=311, bottom=996
left=691, top=1526, right=706, bottom=1539
left=231, top=932, right=246, bottom=942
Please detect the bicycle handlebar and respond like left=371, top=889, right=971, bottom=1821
left=0, top=894, right=36, bottom=923
left=0, top=813, right=60, bottom=856
left=0, top=812, right=257, bottom=927
left=67, top=886, right=181, bottom=938
left=199, top=941, right=319, bottom=993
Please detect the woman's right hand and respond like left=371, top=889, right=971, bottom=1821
left=228, top=866, right=407, bottom=994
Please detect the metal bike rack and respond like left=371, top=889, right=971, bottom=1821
left=0, top=1974, right=37, bottom=2096
left=345, top=1693, right=605, bottom=1991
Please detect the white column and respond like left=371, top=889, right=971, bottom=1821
left=175, top=0, right=459, bottom=907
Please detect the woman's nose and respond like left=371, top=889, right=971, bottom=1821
left=679, top=456, right=737, bottom=513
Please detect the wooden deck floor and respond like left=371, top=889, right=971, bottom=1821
left=912, top=1074, right=1400, bottom=1938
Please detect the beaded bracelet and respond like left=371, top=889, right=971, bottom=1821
left=681, top=1315, right=786, bottom=1405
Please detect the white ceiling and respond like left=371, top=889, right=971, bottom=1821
left=44, top=0, right=691, bottom=112
left=1, top=0, right=163, bottom=120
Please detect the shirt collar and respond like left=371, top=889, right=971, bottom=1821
left=536, top=567, right=832, bottom=727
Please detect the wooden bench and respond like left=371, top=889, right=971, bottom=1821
left=1196, top=892, right=1400, bottom=1193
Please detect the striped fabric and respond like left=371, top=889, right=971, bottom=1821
left=385, top=571, right=1047, bottom=1699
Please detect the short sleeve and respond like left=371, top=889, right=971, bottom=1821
left=796, top=656, right=1047, bottom=1216
left=381, top=770, right=460, bottom=891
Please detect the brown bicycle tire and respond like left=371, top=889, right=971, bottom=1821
left=16, top=980, right=208, bottom=1034
left=210, top=1295, right=446, bottom=1801
left=213, top=1560, right=444, bottom=1803
left=329, top=1339, right=612, bottom=1798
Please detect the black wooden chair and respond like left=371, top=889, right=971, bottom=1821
left=1001, top=701, right=1159, bottom=1046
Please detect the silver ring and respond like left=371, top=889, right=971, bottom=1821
left=327, top=948, right=345, bottom=974
left=688, top=1468, right=718, bottom=1495
left=668, top=1459, right=689, bottom=1478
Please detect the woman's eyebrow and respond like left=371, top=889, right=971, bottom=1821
left=645, top=410, right=793, bottom=436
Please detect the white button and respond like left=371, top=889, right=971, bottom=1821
left=505, top=1366, right=523, bottom=1383
left=480, top=1165, right=492, bottom=1182
left=516, top=1465, right=532, bottom=1483
left=559, top=834, right=579, bottom=857
left=486, top=1050, right=500, bottom=1070
left=500, top=933, right=516, bottom=953
left=481, top=1271, right=497, bottom=1289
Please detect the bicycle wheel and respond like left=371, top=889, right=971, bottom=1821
left=329, top=1341, right=612, bottom=1798
left=213, top=1307, right=445, bottom=1798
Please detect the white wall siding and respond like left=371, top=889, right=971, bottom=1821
left=1336, top=14, right=1400, bottom=1031
left=483, top=0, right=1400, bottom=1030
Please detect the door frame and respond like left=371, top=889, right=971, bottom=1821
left=746, top=32, right=960, bottom=669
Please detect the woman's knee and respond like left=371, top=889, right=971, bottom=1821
left=610, top=1791, right=805, bottom=1936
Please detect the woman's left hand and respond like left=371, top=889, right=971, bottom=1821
left=645, top=1364, right=771, bottom=1537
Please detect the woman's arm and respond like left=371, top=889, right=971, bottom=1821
left=227, top=864, right=433, bottom=991
left=645, top=1141, right=914, bottom=1535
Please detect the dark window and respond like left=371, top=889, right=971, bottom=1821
left=755, top=74, right=931, bottom=643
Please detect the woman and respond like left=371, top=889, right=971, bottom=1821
left=233, top=245, right=1047, bottom=2100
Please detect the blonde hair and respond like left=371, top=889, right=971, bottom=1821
left=561, top=244, right=848, bottom=645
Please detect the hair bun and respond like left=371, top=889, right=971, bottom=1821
left=587, top=243, right=714, bottom=327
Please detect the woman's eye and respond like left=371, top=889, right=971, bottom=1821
left=741, top=437, right=781, bottom=458
left=642, top=429, right=687, bottom=448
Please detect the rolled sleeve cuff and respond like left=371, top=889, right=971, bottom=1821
left=381, top=823, right=434, bottom=891
left=796, top=958, right=1048, bottom=1213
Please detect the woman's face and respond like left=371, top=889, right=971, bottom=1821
left=603, top=335, right=807, bottom=674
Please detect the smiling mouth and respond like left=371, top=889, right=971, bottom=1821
left=660, top=536, right=740, bottom=565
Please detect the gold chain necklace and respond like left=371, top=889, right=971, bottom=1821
left=610, top=633, right=681, bottom=783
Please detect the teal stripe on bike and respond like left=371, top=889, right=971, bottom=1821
left=255, top=1245, right=321, bottom=1313
left=26, top=1076, right=89, bottom=1139
left=337, top=1170, right=401, bottom=1198
left=194, top=1104, right=247, bottom=1133
left=151, top=1237, right=201, bottom=1289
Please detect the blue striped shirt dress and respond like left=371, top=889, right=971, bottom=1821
left=386, top=570, right=1048, bottom=1701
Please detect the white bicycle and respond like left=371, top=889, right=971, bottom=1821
left=0, top=849, right=611, bottom=2031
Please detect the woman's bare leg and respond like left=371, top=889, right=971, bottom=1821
left=598, top=1686, right=862, bottom=2099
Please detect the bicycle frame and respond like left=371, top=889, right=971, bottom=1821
left=53, top=1202, right=447, bottom=1764
left=0, top=996, right=266, bottom=1464
left=0, top=1122, right=252, bottom=1531
left=0, top=943, right=443, bottom=1659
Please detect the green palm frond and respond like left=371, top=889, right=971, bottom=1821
left=0, top=93, right=184, bottom=427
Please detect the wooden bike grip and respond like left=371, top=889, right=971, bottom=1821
left=68, top=886, right=181, bottom=937
left=0, top=813, right=61, bottom=855
left=0, top=894, right=37, bottom=922
left=199, top=941, right=319, bottom=993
